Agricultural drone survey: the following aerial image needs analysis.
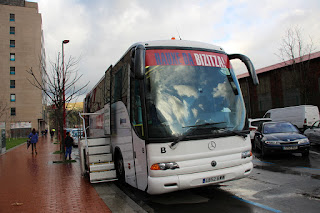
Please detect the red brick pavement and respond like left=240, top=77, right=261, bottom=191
left=0, top=136, right=112, bottom=213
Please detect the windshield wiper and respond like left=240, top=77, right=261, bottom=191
left=170, top=122, right=226, bottom=149
left=226, top=74, right=239, bottom=95
left=214, top=129, right=249, bottom=139
left=182, top=122, right=226, bottom=128
left=170, top=128, right=196, bottom=149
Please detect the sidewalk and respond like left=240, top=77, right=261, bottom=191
left=0, top=136, right=112, bottom=213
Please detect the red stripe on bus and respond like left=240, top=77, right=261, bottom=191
left=145, top=49, right=231, bottom=68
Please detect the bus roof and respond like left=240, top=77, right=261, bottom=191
left=130, top=39, right=225, bottom=52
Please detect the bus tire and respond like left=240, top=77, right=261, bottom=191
left=115, top=151, right=125, bottom=183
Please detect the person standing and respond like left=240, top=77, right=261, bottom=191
left=65, top=132, right=74, bottom=160
left=28, top=128, right=39, bottom=154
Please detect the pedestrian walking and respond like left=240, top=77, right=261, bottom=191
left=65, top=131, right=73, bottom=160
left=28, top=128, right=39, bottom=154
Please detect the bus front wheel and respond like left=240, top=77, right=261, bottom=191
left=115, top=151, right=125, bottom=182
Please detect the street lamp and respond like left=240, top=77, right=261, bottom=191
left=62, top=40, right=69, bottom=140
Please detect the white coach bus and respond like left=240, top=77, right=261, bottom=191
left=79, top=39, right=259, bottom=194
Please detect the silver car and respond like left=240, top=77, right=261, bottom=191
left=304, top=120, right=320, bottom=145
left=249, top=118, right=272, bottom=141
left=71, top=129, right=82, bottom=146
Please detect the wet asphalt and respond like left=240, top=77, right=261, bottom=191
left=111, top=145, right=320, bottom=213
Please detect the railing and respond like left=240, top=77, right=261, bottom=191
left=79, top=112, right=104, bottom=151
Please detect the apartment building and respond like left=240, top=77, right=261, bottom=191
left=0, top=0, right=46, bottom=137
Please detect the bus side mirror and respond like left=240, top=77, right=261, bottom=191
left=228, top=54, right=259, bottom=85
left=133, top=44, right=146, bottom=80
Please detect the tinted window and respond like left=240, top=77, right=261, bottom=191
left=111, top=53, right=130, bottom=106
left=263, top=122, right=298, bottom=134
left=251, top=120, right=271, bottom=127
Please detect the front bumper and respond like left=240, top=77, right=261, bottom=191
left=263, top=143, right=310, bottom=154
left=147, top=162, right=253, bottom=194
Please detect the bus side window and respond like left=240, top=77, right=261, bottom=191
left=114, top=68, right=123, bottom=102
left=131, top=79, right=144, bottom=137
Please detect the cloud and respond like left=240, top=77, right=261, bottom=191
left=173, top=85, right=198, bottom=98
left=212, top=80, right=231, bottom=99
left=32, top=0, right=320, bottom=102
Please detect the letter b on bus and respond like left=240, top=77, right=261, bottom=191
left=161, top=147, right=166, bottom=153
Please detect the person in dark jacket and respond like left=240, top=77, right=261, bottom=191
left=65, top=132, right=74, bottom=160
left=28, top=128, right=39, bottom=154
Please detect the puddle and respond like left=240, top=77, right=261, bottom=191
left=253, top=164, right=320, bottom=180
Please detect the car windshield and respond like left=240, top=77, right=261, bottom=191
left=144, top=51, right=245, bottom=139
left=71, top=130, right=81, bottom=137
left=251, top=119, right=271, bottom=127
left=263, top=123, right=298, bottom=134
left=312, top=121, right=320, bottom=128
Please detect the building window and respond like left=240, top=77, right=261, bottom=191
left=10, top=80, right=15, bottom=88
left=11, top=108, right=16, bottom=116
left=10, top=14, right=15, bottom=21
left=10, top=67, right=15, bottom=75
left=10, top=53, right=15, bottom=61
left=10, top=94, right=16, bottom=102
left=10, top=40, right=15, bottom=48
left=10, top=26, right=15, bottom=34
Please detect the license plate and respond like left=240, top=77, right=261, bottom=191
left=203, top=175, right=225, bottom=184
left=283, top=146, right=298, bottom=150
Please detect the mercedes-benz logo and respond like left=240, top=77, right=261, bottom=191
left=208, top=141, right=216, bottom=150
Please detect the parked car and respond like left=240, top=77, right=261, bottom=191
left=304, top=120, right=320, bottom=145
left=249, top=118, right=272, bottom=142
left=66, top=128, right=73, bottom=133
left=263, top=105, right=319, bottom=131
left=254, top=121, right=310, bottom=157
left=71, top=128, right=82, bottom=146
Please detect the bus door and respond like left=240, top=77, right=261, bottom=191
left=131, top=78, right=148, bottom=191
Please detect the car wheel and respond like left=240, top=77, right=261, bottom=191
left=302, top=150, right=309, bottom=157
left=254, top=140, right=258, bottom=151
left=115, top=151, right=125, bottom=183
left=253, top=139, right=259, bottom=151
left=261, top=144, right=267, bottom=158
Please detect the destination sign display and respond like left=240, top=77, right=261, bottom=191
left=145, top=49, right=231, bottom=68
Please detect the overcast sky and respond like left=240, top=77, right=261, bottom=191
left=31, top=0, right=320, bottom=102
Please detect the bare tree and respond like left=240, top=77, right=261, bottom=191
left=276, top=26, right=316, bottom=104
left=27, top=53, right=88, bottom=152
left=67, top=108, right=82, bottom=128
left=0, top=100, right=8, bottom=121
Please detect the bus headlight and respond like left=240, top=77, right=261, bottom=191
left=150, top=162, right=180, bottom=170
left=241, top=150, right=252, bottom=159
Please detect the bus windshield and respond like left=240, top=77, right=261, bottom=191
left=145, top=54, right=246, bottom=139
